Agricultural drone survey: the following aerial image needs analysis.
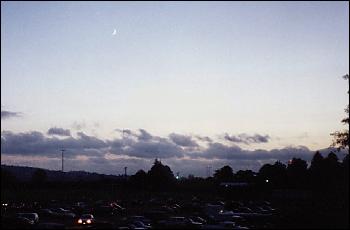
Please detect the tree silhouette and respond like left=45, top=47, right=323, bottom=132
left=287, top=158, right=308, bottom=188
left=322, top=152, right=341, bottom=189
left=259, top=161, right=287, bottom=188
left=310, top=151, right=324, bottom=171
left=342, top=154, right=349, bottom=194
left=309, top=151, right=325, bottom=188
left=234, top=170, right=255, bottom=182
left=213, top=165, right=234, bottom=182
left=147, top=159, right=175, bottom=190
left=331, top=74, right=349, bottom=150
left=130, top=169, right=148, bottom=188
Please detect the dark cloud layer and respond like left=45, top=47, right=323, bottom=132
left=1, top=110, right=21, bottom=120
left=169, top=133, right=199, bottom=147
left=195, top=135, right=213, bottom=143
left=1, top=129, right=346, bottom=176
left=224, top=133, right=270, bottom=144
left=1, top=131, right=108, bottom=158
left=47, top=127, right=71, bottom=136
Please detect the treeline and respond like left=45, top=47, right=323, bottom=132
left=2, top=151, right=348, bottom=193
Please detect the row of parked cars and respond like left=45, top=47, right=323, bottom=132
left=1, top=197, right=277, bottom=229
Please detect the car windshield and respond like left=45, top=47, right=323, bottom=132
left=81, top=215, right=92, bottom=218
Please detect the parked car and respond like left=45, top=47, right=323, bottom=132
left=3, top=216, right=35, bottom=228
left=129, top=216, right=152, bottom=225
left=129, top=220, right=152, bottom=229
left=78, top=214, right=94, bottom=225
left=51, top=208, right=76, bottom=218
left=16, top=212, right=39, bottom=224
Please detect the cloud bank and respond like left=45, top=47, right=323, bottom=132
left=1, top=129, right=346, bottom=176
left=224, top=133, right=270, bottom=144
left=1, top=110, right=21, bottom=120
left=47, top=127, right=71, bottom=136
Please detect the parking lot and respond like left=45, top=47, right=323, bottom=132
left=2, top=195, right=278, bottom=229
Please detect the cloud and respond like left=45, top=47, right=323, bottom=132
left=115, top=129, right=135, bottom=138
left=224, top=133, right=270, bottom=144
left=47, top=127, right=71, bottom=136
left=1, top=110, right=21, bottom=120
left=195, top=135, right=213, bottom=143
left=2, top=129, right=347, bottom=176
left=138, top=129, right=153, bottom=141
left=1, top=130, right=108, bottom=158
left=169, top=133, right=199, bottom=147
left=188, top=142, right=341, bottom=164
left=108, top=136, right=184, bottom=159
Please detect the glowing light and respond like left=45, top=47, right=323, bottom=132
left=265, top=179, right=269, bottom=183
left=78, top=219, right=82, bottom=224
left=87, top=219, right=91, bottom=224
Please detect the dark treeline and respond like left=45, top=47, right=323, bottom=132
left=2, top=151, right=348, bottom=194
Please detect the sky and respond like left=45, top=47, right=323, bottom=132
left=1, top=1, right=349, bottom=177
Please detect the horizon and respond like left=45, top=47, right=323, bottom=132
left=1, top=2, right=349, bottom=177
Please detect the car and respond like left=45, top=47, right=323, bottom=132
left=16, top=213, right=39, bottom=224
left=129, top=216, right=152, bottom=225
left=38, top=209, right=57, bottom=218
left=3, top=216, right=35, bottom=228
left=189, top=216, right=207, bottom=225
left=78, top=214, right=94, bottom=225
left=51, top=208, right=76, bottom=218
left=130, top=220, right=152, bottom=229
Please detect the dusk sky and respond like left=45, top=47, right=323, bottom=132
left=1, top=2, right=349, bottom=177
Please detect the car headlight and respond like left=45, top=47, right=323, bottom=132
left=78, top=219, right=82, bottom=224
left=87, top=219, right=91, bottom=224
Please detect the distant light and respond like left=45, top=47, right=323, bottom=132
left=265, top=179, right=269, bottom=183
left=220, top=210, right=224, bottom=213
left=225, top=184, right=229, bottom=188
left=176, top=176, right=179, bottom=180
left=2, top=203, right=8, bottom=206
left=87, top=219, right=92, bottom=224
left=78, top=219, right=82, bottom=224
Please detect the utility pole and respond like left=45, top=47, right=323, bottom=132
left=206, top=165, right=212, bottom=178
left=124, top=166, right=127, bottom=177
left=61, top=149, right=65, bottom=172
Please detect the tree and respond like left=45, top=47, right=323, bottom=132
left=259, top=161, right=287, bottom=188
left=287, top=158, right=308, bottom=188
left=213, top=165, right=234, bottom=182
left=309, top=151, right=325, bottom=188
left=323, top=152, right=341, bottom=185
left=331, top=74, right=349, bottom=150
left=234, top=170, right=255, bottom=183
left=130, top=169, right=148, bottom=188
left=310, top=151, right=324, bottom=171
left=147, top=159, right=175, bottom=190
